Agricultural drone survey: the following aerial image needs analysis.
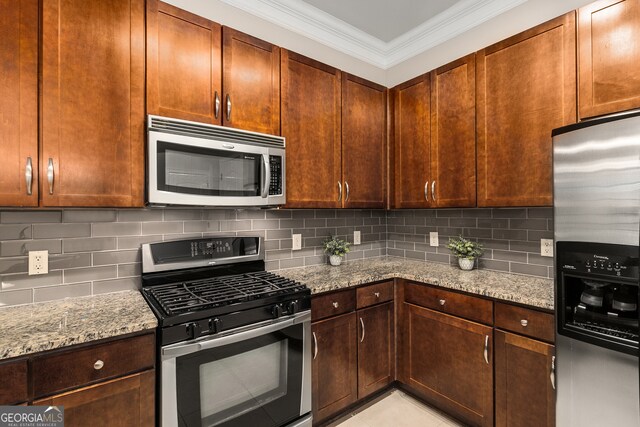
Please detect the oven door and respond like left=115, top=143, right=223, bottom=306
left=148, top=130, right=284, bottom=207
left=161, top=311, right=311, bottom=427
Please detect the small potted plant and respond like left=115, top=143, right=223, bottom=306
left=322, top=236, right=351, bottom=266
left=446, top=236, right=484, bottom=271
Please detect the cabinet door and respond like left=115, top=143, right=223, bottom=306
left=0, top=0, right=38, bottom=207
left=147, top=0, right=222, bottom=124
left=41, top=0, right=145, bottom=207
left=357, top=302, right=394, bottom=398
left=222, top=27, right=280, bottom=135
left=430, top=54, right=476, bottom=208
left=495, top=330, right=555, bottom=427
left=34, top=370, right=155, bottom=427
left=312, top=312, right=357, bottom=423
left=401, top=303, right=493, bottom=427
left=477, top=13, right=576, bottom=207
left=392, top=74, right=431, bottom=208
left=342, top=74, right=387, bottom=209
left=281, top=50, right=342, bottom=208
left=578, top=0, right=640, bottom=119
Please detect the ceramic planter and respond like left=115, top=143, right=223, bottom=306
left=329, top=255, right=343, bottom=266
left=458, top=257, right=475, bottom=271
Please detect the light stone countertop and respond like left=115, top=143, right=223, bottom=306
left=0, top=290, right=157, bottom=361
left=276, top=256, right=554, bottom=310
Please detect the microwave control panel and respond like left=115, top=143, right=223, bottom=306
left=269, top=156, right=283, bottom=195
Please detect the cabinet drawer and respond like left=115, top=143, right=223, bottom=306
left=312, top=289, right=356, bottom=321
left=495, top=302, right=554, bottom=342
left=404, top=282, right=493, bottom=325
left=357, top=281, right=394, bottom=309
left=32, top=333, right=155, bottom=398
left=0, top=359, right=28, bottom=405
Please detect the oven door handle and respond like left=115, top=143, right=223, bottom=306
left=163, top=311, right=311, bottom=359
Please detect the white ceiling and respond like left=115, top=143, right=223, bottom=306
left=220, top=0, right=528, bottom=69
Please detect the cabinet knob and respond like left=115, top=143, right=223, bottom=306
left=520, top=319, right=528, bottom=327
left=374, top=292, right=380, bottom=298
left=332, top=302, right=339, bottom=308
left=93, top=360, right=104, bottom=370
left=439, top=299, right=446, bottom=306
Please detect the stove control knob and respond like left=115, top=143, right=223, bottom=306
left=187, top=322, right=201, bottom=340
left=272, top=305, right=283, bottom=318
left=209, top=318, right=222, bottom=333
left=287, top=301, right=299, bottom=315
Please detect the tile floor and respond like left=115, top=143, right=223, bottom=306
left=330, top=390, right=466, bottom=427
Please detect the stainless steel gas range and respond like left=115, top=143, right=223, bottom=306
left=140, top=236, right=312, bottom=427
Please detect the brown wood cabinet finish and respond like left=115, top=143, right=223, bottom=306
left=578, top=0, right=640, bottom=119
left=495, top=302, right=555, bottom=343
left=356, top=281, right=394, bottom=309
left=495, top=330, right=555, bottom=427
left=222, top=27, right=280, bottom=135
left=41, top=0, right=145, bottom=207
left=341, top=74, right=387, bottom=208
left=34, top=370, right=155, bottom=427
left=357, top=302, right=394, bottom=399
left=0, top=0, right=38, bottom=207
left=0, top=359, right=28, bottom=405
left=430, top=54, right=476, bottom=207
left=147, top=0, right=222, bottom=125
left=311, top=288, right=356, bottom=321
left=32, top=333, right=155, bottom=398
left=281, top=50, right=342, bottom=208
left=476, top=13, right=576, bottom=207
left=392, top=74, right=431, bottom=208
left=312, top=312, right=358, bottom=423
left=400, top=303, right=493, bottom=426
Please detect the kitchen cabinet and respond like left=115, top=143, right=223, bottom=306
left=341, top=74, right=387, bottom=209
left=41, top=0, right=145, bottom=207
left=476, top=13, right=576, bottom=207
left=0, top=0, right=38, bottom=207
left=223, top=27, right=280, bottom=135
left=0, top=359, right=28, bottom=405
left=391, top=73, right=431, bottom=208
left=578, top=0, right=640, bottom=119
left=357, top=302, right=394, bottom=398
left=281, top=50, right=342, bottom=208
left=147, top=0, right=222, bottom=125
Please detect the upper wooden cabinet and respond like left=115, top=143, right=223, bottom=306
left=430, top=54, right=476, bottom=207
left=476, top=13, right=577, bottom=207
left=0, top=0, right=38, bottom=207
left=341, top=74, right=387, bottom=209
left=281, top=50, right=342, bottom=208
left=222, top=27, right=280, bottom=135
left=41, top=0, right=145, bottom=207
left=391, top=74, right=431, bottom=208
left=147, top=0, right=222, bottom=124
left=578, top=0, right=640, bottom=119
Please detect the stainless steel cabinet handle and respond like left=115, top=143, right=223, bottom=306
left=520, top=319, right=528, bottom=327
left=93, top=360, right=104, bottom=370
left=332, top=302, right=339, bottom=308
left=374, top=292, right=380, bottom=298
left=47, top=158, right=54, bottom=195
left=439, top=299, right=446, bottom=306
left=432, top=181, right=436, bottom=202
left=359, top=318, right=365, bottom=343
left=345, top=181, right=350, bottom=202
left=25, top=157, right=33, bottom=196
left=424, top=181, right=429, bottom=201
left=550, top=355, right=556, bottom=390
left=313, top=332, right=318, bottom=360
left=226, top=94, right=232, bottom=121
left=261, top=154, right=270, bottom=198
left=483, top=335, right=489, bottom=364
left=337, top=181, right=342, bottom=201
left=214, top=91, right=220, bottom=119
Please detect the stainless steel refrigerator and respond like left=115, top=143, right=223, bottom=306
left=553, top=111, right=640, bottom=426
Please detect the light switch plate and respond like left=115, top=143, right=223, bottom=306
left=541, top=239, right=554, bottom=257
left=430, top=232, right=439, bottom=247
left=29, top=250, right=49, bottom=275
left=354, top=230, right=361, bottom=245
left=292, top=234, right=302, bottom=251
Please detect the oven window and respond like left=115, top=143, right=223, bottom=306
left=174, top=324, right=303, bottom=427
left=157, top=141, right=261, bottom=197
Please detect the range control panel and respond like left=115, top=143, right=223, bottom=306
left=557, top=241, right=639, bottom=280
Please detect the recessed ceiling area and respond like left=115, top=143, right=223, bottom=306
left=300, top=0, right=460, bottom=43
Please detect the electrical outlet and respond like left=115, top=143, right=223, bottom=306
left=541, top=239, right=554, bottom=257
left=429, top=232, right=439, bottom=247
left=29, top=250, right=49, bottom=275
left=354, top=230, right=361, bottom=245
left=292, top=234, right=302, bottom=251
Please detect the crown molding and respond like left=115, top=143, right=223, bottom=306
left=220, top=0, right=528, bottom=69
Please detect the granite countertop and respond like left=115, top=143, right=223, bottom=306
left=277, top=257, right=554, bottom=310
left=0, top=290, right=157, bottom=361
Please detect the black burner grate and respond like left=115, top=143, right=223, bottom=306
left=145, top=271, right=305, bottom=316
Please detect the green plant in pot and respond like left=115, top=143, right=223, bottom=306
left=446, top=236, right=484, bottom=271
left=322, top=236, right=351, bottom=266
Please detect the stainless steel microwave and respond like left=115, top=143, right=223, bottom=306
left=147, top=116, right=285, bottom=207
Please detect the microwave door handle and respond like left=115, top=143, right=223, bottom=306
left=261, top=154, right=270, bottom=198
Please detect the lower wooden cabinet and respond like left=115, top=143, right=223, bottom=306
left=34, top=370, right=155, bottom=427
left=494, top=330, right=555, bottom=427
left=357, top=302, right=394, bottom=399
left=0, top=359, right=28, bottom=405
